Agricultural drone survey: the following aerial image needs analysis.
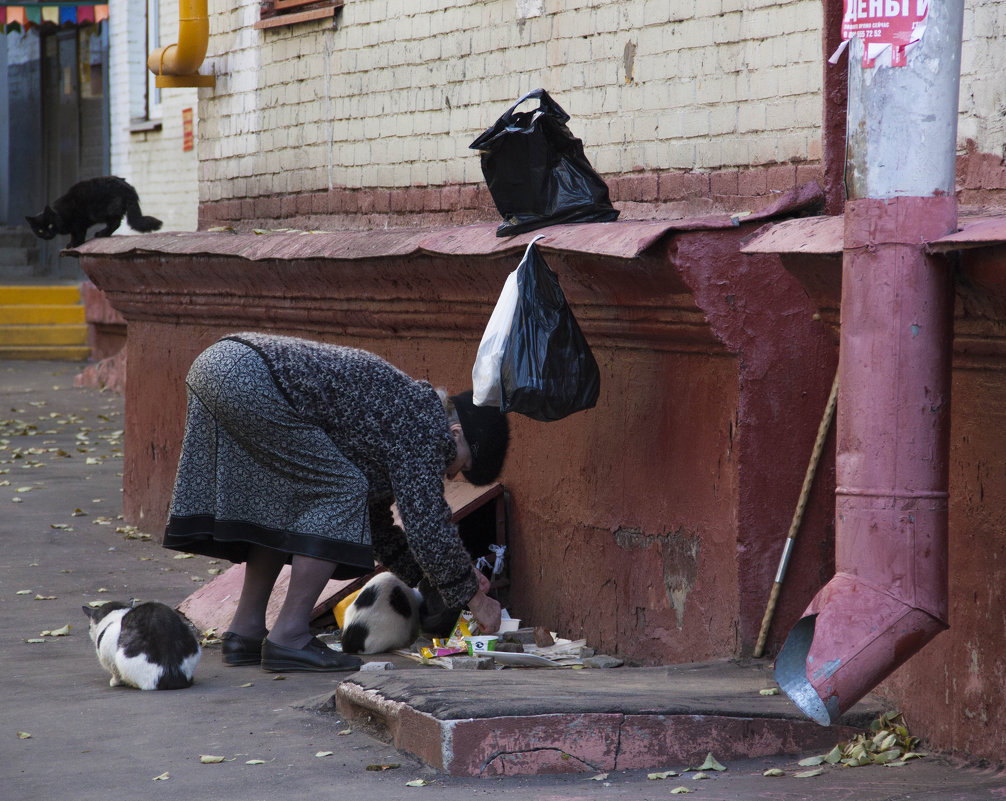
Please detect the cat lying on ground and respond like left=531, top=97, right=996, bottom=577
left=83, top=600, right=201, bottom=690
left=341, top=573, right=423, bottom=654
left=26, top=176, right=162, bottom=247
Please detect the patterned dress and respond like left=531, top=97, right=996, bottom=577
left=163, top=332, right=479, bottom=608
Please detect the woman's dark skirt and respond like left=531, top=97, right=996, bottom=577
left=163, top=338, right=375, bottom=578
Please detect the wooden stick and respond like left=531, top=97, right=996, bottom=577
left=753, top=369, right=840, bottom=659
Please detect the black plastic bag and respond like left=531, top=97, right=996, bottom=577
left=499, top=239, right=600, bottom=421
left=470, top=89, right=619, bottom=238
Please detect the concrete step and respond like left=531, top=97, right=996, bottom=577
left=0, top=284, right=90, bottom=360
left=0, top=247, right=38, bottom=265
left=0, top=284, right=81, bottom=304
left=0, top=228, right=38, bottom=249
left=0, top=344, right=91, bottom=360
left=3, top=305, right=86, bottom=325
left=0, top=323, right=87, bottom=346
left=330, top=660, right=883, bottom=777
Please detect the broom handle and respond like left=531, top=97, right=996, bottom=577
left=753, top=369, right=839, bottom=659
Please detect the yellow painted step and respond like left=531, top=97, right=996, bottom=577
left=2, top=305, right=86, bottom=325
left=0, top=324, right=88, bottom=346
left=0, top=285, right=82, bottom=305
left=0, top=344, right=91, bottom=360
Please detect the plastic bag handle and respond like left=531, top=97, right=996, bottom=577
left=500, top=88, right=570, bottom=126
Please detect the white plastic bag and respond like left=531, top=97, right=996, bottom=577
left=472, top=269, right=519, bottom=406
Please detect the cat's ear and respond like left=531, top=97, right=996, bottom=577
left=83, top=604, right=97, bottom=619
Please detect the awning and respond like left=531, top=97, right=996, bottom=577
left=68, top=182, right=827, bottom=263
left=1, top=2, right=108, bottom=32
left=742, top=211, right=1006, bottom=256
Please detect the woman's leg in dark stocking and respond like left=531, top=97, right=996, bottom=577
left=228, top=544, right=286, bottom=640
left=266, top=554, right=336, bottom=650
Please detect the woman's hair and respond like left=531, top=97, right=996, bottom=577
left=448, top=390, right=509, bottom=485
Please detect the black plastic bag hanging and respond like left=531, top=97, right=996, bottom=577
left=499, top=237, right=600, bottom=421
left=469, top=89, right=619, bottom=238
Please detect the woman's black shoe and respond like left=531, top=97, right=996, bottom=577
left=221, top=631, right=264, bottom=666
left=261, top=637, right=363, bottom=673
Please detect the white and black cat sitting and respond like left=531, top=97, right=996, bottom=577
left=26, top=176, right=162, bottom=248
left=83, top=600, right=201, bottom=690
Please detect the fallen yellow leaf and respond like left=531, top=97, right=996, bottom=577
left=794, top=767, right=825, bottom=778
left=315, top=751, right=334, bottom=758
left=200, top=755, right=226, bottom=764
left=697, top=752, right=727, bottom=771
left=17, top=731, right=31, bottom=739
left=763, top=768, right=785, bottom=777
left=245, top=759, right=266, bottom=765
left=153, top=772, right=170, bottom=781
left=647, top=770, right=679, bottom=780
left=405, top=779, right=431, bottom=787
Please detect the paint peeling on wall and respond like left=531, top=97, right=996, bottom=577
left=614, top=526, right=701, bottom=630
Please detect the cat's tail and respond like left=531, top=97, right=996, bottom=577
left=125, top=201, right=163, bottom=233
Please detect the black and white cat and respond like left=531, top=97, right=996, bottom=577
left=341, top=573, right=423, bottom=654
left=26, top=175, right=162, bottom=247
left=83, top=600, right=201, bottom=690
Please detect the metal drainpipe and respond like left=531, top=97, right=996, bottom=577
left=147, top=0, right=215, bottom=88
left=775, top=1, right=963, bottom=725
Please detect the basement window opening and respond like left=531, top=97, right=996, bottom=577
left=255, top=0, right=344, bottom=30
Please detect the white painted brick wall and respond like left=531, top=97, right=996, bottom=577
left=197, top=0, right=839, bottom=202
left=173, top=0, right=1006, bottom=203
left=959, top=0, right=1006, bottom=158
left=108, top=0, right=199, bottom=231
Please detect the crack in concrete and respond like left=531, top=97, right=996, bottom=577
left=481, top=746, right=600, bottom=776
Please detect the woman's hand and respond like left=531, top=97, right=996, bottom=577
left=467, top=568, right=501, bottom=633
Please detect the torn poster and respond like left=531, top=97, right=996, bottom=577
left=830, top=0, right=930, bottom=68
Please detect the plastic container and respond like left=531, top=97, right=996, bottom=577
left=464, top=635, right=498, bottom=655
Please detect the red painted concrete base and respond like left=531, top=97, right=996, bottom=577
left=177, top=563, right=361, bottom=634
left=332, top=661, right=876, bottom=776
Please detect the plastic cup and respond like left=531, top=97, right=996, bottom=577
left=464, top=635, right=498, bottom=655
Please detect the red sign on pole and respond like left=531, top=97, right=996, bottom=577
left=839, top=0, right=929, bottom=67
left=182, top=108, right=194, bottom=152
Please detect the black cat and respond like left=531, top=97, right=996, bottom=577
left=26, top=176, right=162, bottom=247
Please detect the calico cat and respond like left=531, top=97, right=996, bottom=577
left=26, top=176, right=162, bottom=247
left=82, top=600, right=201, bottom=690
left=341, top=572, right=423, bottom=654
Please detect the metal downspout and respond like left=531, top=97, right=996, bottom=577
left=775, top=1, right=963, bottom=725
left=147, top=0, right=215, bottom=88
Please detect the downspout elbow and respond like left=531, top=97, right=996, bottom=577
left=147, top=0, right=215, bottom=88
left=776, top=575, right=948, bottom=726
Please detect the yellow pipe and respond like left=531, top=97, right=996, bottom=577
left=147, top=0, right=215, bottom=87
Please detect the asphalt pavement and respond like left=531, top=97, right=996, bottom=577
left=2, top=358, right=1004, bottom=800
